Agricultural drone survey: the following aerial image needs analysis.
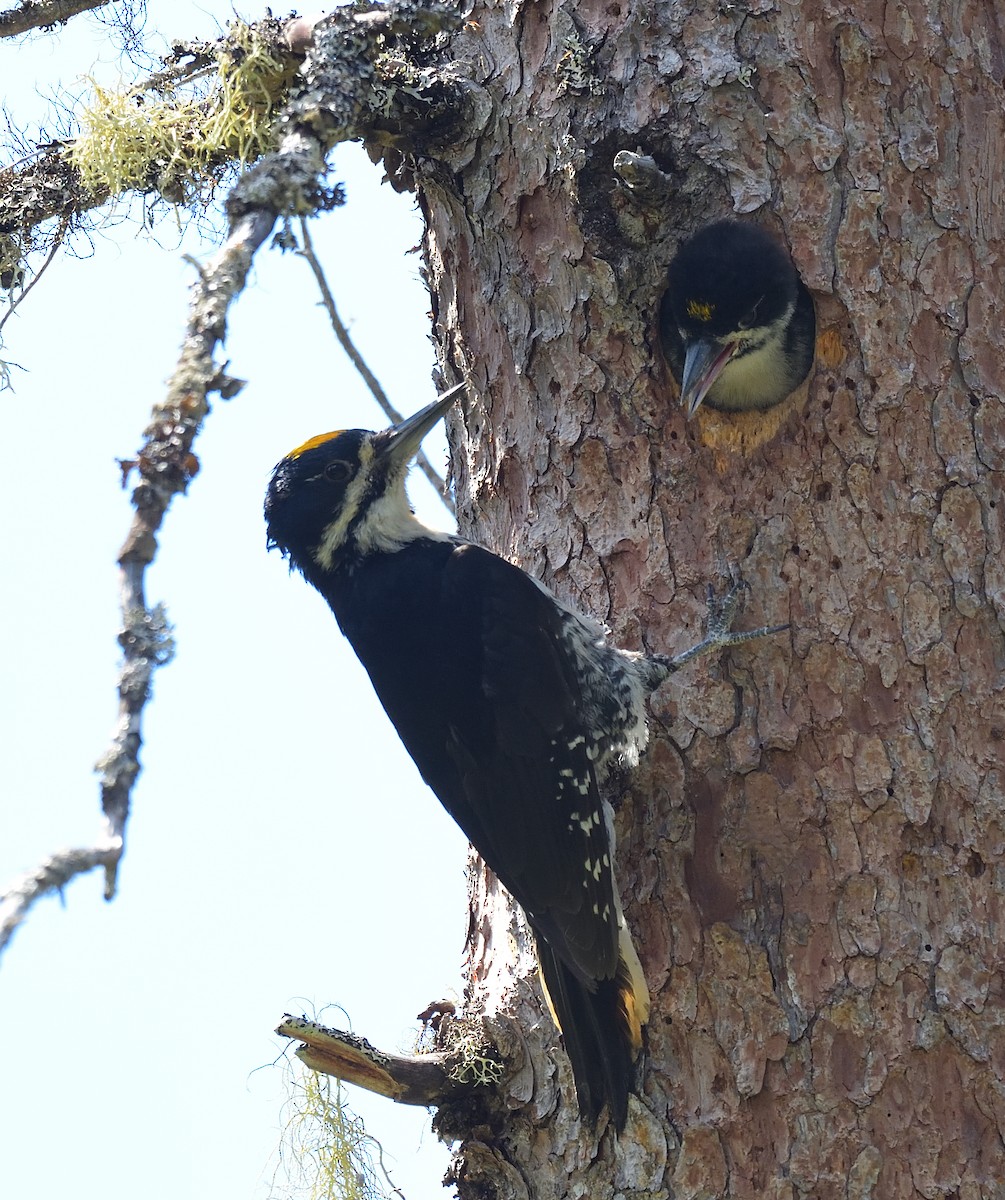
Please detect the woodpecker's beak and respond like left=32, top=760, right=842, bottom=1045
left=680, top=338, right=738, bottom=416
left=377, top=382, right=466, bottom=467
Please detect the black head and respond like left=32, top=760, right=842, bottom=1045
left=265, top=427, right=372, bottom=569
left=660, top=221, right=813, bottom=414
left=663, top=220, right=798, bottom=340
left=265, top=384, right=464, bottom=575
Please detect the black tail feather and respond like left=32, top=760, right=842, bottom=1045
left=535, top=936, right=638, bottom=1130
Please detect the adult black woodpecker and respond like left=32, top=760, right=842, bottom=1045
left=660, top=219, right=816, bottom=416
left=264, top=385, right=787, bottom=1129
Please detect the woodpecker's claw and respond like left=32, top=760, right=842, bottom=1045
left=704, top=580, right=746, bottom=641
left=665, top=581, right=789, bottom=672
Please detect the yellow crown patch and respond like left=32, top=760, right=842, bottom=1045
left=685, top=299, right=715, bottom=322
left=287, top=430, right=344, bottom=459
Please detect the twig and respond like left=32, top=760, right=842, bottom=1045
left=296, top=217, right=453, bottom=514
left=0, top=214, right=68, bottom=339
left=141, top=60, right=216, bottom=96
left=0, top=0, right=110, bottom=37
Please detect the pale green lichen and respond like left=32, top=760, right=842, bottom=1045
left=69, top=22, right=297, bottom=205
left=556, top=30, right=603, bottom=97
left=271, top=1066, right=400, bottom=1200
left=441, top=1019, right=505, bottom=1087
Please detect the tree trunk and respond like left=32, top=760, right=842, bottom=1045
left=390, top=0, right=1005, bottom=1196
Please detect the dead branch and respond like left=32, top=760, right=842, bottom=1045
left=0, top=0, right=110, bottom=37
left=277, top=1015, right=462, bottom=1106
left=296, top=217, right=454, bottom=513
left=0, top=845, right=116, bottom=949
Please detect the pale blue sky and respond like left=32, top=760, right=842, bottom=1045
left=1, top=5, right=470, bottom=1197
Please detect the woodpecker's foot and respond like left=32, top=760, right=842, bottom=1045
left=664, top=582, right=789, bottom=672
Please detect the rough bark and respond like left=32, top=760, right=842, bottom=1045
left=396, top=1, right=1005, bottom=1196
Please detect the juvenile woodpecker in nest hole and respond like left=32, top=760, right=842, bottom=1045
left=660, top=219, right=816, bottom=416
left=264, top=384, right=787, bottom=1129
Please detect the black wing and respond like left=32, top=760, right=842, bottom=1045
left=328, top=538, right=620, bottom=986
left=436, top=543, right=620, bottom=986
left=326, top=537, right=637, bottom=1124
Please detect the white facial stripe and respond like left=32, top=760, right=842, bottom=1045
left=315, top=440, right=376, bottom=568
left=316, top=450, right=454, bottom=565
left=354, top=480, right=446, bottom=554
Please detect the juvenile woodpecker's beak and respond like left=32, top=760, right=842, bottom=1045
left=377, top=382, right=466, bottom=467
left=681, top=338, right=738, bottom=416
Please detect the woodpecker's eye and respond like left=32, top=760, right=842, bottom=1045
left=323, top=460, right=353, bottom=483
left=737, top=300, right=762, bottom=331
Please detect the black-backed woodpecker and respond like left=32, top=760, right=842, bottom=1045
left=264, top=385, right=787, bottom=1129
left=660, top=220, right=816, bottom=416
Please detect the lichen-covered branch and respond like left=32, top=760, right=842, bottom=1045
left=0, top=593, right=174, bottom=951
left=99, top=125, right=330, bottom=887
left=0, top=4, right=476, bottom=294
left=0, top=17, right=303, bottom=291
left=0, top=0, right=110, bottom=37
left=0, top=146, right=106, bottom=289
